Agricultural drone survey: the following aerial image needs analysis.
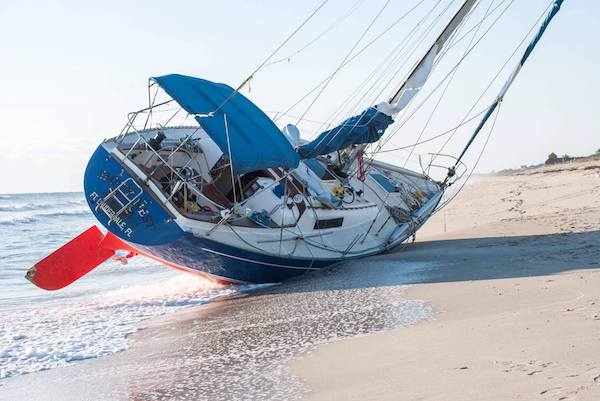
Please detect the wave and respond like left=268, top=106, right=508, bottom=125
left=0, top=199, right=86, bottom=212
left=47, top=208, right=91, bottom=217
left=0, top=215, right=40, bottom=226
left=0, top=203, right=49, bottom=212
left=0, top=208, right=91, bottom=226
left=0, top=275, right=236, bottom=379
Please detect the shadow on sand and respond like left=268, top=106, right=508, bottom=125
left=256, top=230, right=600, bottom=296
left=3, top=231, right=598, bottom=401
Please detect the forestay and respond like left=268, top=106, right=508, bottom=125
left=388, top=0, right=478, bottom=107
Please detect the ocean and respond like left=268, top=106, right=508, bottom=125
left=0, top=192, right=253, bottom=379
left=0, top=192, right=434, bottom=394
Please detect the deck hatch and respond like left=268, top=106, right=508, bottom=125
left=313, top=217, right=344, bottom=230
left=371, top=173, right=398, bottom=193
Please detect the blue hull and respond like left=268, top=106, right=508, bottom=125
left=84, top=145, right=339, bottom=284
left=139, top=234, right=337, bottom=283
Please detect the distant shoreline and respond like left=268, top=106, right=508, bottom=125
left=488, top=151, right=600, bottom=176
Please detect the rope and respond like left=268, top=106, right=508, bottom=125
left=366, top=0, right=515, bottom=162
left=402, top=0, right=497, bottom=167
left=264, top=0, right=366, bottom=67
left=274, top=0, right=428, bottom=123
left=296, top=0, right=392, bottom=125
left=211, top=0, right=330, bottom=115
left=434, top=101, right=501, bottom=213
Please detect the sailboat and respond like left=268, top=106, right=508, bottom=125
left=26, top=0, right=565, bottom=289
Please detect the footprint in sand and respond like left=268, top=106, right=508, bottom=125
left=539, top=386, right=562, bottom=396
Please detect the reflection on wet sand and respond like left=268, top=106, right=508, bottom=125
left=123, top=260, right=433, bottom=401
left=2, top=230, right=599, bottom=400
left=1, top=258, right=433, bottom=401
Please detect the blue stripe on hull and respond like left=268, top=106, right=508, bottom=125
left=139, top=233, right=340, bottom=283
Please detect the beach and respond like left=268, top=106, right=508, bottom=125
left=295, top=159, right=600, bottom=401
left=1, top=159, right=599, bottom=401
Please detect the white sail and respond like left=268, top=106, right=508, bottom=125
left=379, top=0, right=478, bottom=116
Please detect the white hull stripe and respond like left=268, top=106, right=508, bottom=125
left=201, top=248, right=322, bottom=270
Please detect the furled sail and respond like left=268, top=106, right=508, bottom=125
left=386, top=0, right=478, bottom=110
left=297, top=107, right=393, bottom=159
left=297, top=0, right=478, bottom=159
left=152, top=74, right=300, bottom=174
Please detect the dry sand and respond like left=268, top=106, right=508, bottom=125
left=293, top=160, right=600, bottom=401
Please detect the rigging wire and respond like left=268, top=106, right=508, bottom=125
left=338, top=0, right=510, bottom=130
left=343, top=104, right=490, bottom=184
left=425, top=0, right=558, bottom=215
left=315, top=0, right=512, bottom=183
left=367, top=0, right=459, bottom=108
left=337, top=0, right=486, bottom=155
left=367, top=0, right=509, bottom=139
left=322, top=0, right=494, bottom=185
left=274, top=0, right=429, bottom=123
left=296, top=0, right=392, bottom=126
left=319, top=0, right=444, bottom=132
left=265, top=111, right=329, bottom=126
left=341, top=0, right=515, bottom=184
left=264, top=0, right=366, bottom=68
left=429, top=0, right=554, bottom=165
left=434, top=102, right=502, bottom=213
left=402, top=0, right=497, bottom=168
left=434, top=0, right=509, bottom=60
left=370, top=104, right=491, bottom=153
left=211, top=0, right=330, bottom=115
left=345, top=0, right=474, bottom=147
left=366, top=0, right=515, bottom=161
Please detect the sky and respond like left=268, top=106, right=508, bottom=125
left=0, top=0, right=598, bottom=194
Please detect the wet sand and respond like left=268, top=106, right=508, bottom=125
left=294, top=160, right=600, bottom=401
left=0, top=258, right=435, bottom=401
left=1, top=160, right=599, bottom=400
left=295, top=269, right=600, bottom=401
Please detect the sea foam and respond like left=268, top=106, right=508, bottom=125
left=0, top=275, right=261, bottom=379
left=0, top=199, right=86, bottom=212
left=0, top=208, right=91, bottom=226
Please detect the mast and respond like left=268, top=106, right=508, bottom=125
left=444, top=0, right=565, bottom=185
left=386, top=0, right=478, bottom=112
left=341, top=0, right=478, bottom=172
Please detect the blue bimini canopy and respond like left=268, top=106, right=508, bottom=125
left=297, top=107, right=393, bottom=159
left=152, top=74, right=300, bottom=174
